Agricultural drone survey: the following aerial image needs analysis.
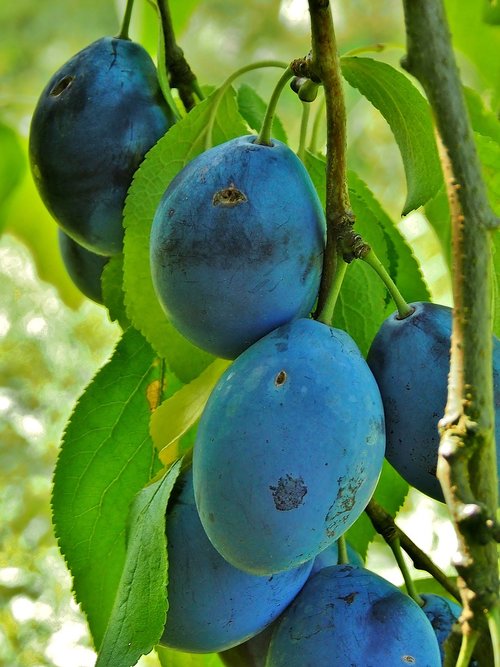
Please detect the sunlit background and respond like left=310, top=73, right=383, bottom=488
left=2, top=0, right=493, bottom=664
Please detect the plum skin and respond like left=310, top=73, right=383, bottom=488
left=266, top=565, right=441, bottom=667
left=193, top=318, right=385, bottom=575
left=150, top=135, right=326, bottom=359
left=29, top=36, right=174, bottom=256
left=159, top=469, right=313, bottom=654
left=58, top=230, right=108, bottom=304
left=367, top=301, right=500, bottom=501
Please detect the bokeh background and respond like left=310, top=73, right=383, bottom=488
left=1, top=1, right=498, bottom=665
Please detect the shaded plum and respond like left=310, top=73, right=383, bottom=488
left=150, top=135, right=326, bottom=358
left=266, top=565, right=441, bottom=667
left=193, top=318, right=385, bottom=575
left=367, top=301, right=500, bottom=501
left=420, top=594, right=462, bottom=664
left=58, top=230, right=108, bottom=304
left=159, top=469, right=313, bottom=654
left=30, top=37, right=174, bottom=255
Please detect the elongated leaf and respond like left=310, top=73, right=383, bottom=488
left=52, top=328, right=161, bottom=648
left=340, top=57, right=442, bottom=214
left=346, top=460, right=409, bottom=560
left=96, top=461, right=182, bottom=667
left=151, top=358, right=231, bottom=453
left=123, top=87, right=249, bottom=383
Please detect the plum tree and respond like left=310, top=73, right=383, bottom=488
left=192, top=317, right=385, bottom=575
left=58, top=231, right=108, bottom=304
left=266, top=564, right=441, bottom=666
left=149, top=135, right=326, bottom=358
left=29, top=36, right=175, bottom=256
left=367, top=302, right=500, bottom=501
left=159, top=468, right=313, bottom=654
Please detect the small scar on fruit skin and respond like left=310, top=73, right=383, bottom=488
left=212, top=184, right=247, bottom=207
left=50, top=75, right=75, bottom=97
left=208, top=512, right=215, bottom=523
left=275, top=370, right=287, bottom=386
left=402, top=657, right=416, bottom=664
left=339, top=592, right=358, bottom=605
left=270, top=475, right=307, bottom=511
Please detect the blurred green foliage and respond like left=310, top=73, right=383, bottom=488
left=1, top=0, right=498, bottom=665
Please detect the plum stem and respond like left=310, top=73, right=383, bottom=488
left=297, top=101, right=311, bottom=162
left=486, top=604, right=500, bottom=667
left=362, top=249, right=413, bottom=319
left=365, top=498, right=461, bottom=602
left=337, top=535, right=349, bottom=564
left=316, top=255, right=346, bottom=325
left=204, top=60, right=288, bottom=151
left=308, top=94, right=325, bottom=154
left=390, top=537, right=423, bottom=606
left=454, top=630, right=480, bottom=667
left=255, top=67, right=294, bottom=146
left=117, top=0, right=135, bottom=40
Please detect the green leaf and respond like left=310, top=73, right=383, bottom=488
left=150, top=358, right=231, bottom=457
left=347, top=460, right=409, bottom=560
left=96, top=461, right=182, bottom=667
left=101, top=255, right=131, bottom=331
left=483, top=0, right=500, bottom=25
left=464, top=87, right=500, bottom=145
left=237, top=83, right=288, bottom=144
left=340, top=57, right=443, bottom=214
left=156, top=646, right=224, bottom=667
left=123, top=87, right=248, bottom=383
left=52, top=328, right=161, bottom=648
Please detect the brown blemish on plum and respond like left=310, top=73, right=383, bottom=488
left=270, top=474, right=307, bottom=511
left=212, top=184, right=247, bottom=207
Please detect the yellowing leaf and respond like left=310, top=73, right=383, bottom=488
left=150, top=358, right=231, bottom=451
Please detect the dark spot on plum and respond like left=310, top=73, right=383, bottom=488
left=339, top=592, right=358, bottom=605
left=270, top=475, right=307, bottom=511
left=208, top=512, right=215, bottom=523
left=275, top=370, right=287, bottom=386
left=50, top=75, right=75, bottom=97
left=402, top=657, right=416, bottom=664
left=212, top=184, right=247, bottom=207
left=168, top=208, right=175, bottom=218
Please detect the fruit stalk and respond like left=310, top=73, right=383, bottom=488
left=365, top=498, right=460, bottom=602
left=117, top=0, right=135, bottom=40
left=305, top=0, right=354, bottom=320
left=402, top=0, right=500, bottom=659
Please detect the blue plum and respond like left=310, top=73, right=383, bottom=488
left=420, top=594, right=462, bottom=664
left=159, top=469, right=313, bottom=654
left=30, top=37, right=174, bottom=255
left=149, top=135, right=326, bottom=358
left=367, top=301, right=500, bottom=501
left=192, top=318, right=385, bottom=575
left=266, top=565, right=441, bottom=666
left=58, top=230, right=108, bottom=304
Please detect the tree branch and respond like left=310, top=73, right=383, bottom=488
left=401, top=0, right=500, bottom=654
left=304, top=0, right=355, bottom=322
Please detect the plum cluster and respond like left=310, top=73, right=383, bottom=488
left=29, top=36, right=175, bottom=302
left=150, top=136, right=447, bottom=664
